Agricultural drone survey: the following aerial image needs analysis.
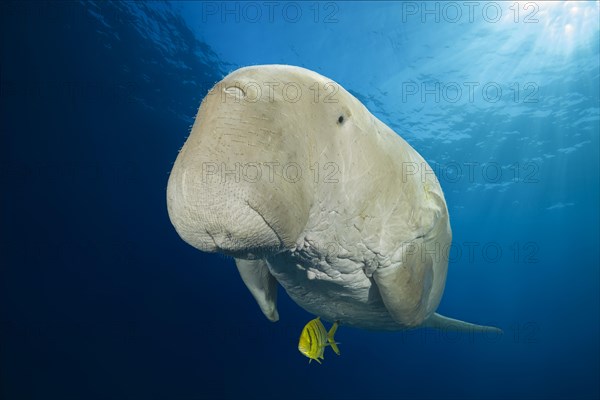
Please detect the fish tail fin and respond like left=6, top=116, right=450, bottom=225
left=327, top=320, right=341, bottom=356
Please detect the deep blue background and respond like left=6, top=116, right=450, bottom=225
left=1, top=2, right=598, bottom=399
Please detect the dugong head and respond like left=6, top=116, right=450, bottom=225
left=167, top=65, right=355, bottom=259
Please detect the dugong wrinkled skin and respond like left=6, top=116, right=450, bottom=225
left=167, top=65, right=500, bottom=333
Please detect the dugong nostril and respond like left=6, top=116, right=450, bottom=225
left=224, top=86, right=246, bottom=98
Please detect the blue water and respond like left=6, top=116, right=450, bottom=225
left=1, top=2, right=598, bottom=399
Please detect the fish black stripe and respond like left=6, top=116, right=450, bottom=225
left=307, top=323, right=317, bottom=353
left=317, top=323, right=326, bottom=347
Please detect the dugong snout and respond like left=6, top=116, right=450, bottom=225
left=166, top=145, right=307, bottom=258
left=166, top=171, right=281, bottom=257
left=167, top=68, right=315, bottom=259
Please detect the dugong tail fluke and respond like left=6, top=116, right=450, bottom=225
left=424, top=313, right=503, bottom=334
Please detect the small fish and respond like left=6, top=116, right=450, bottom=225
left=298, top=317, right=341, bottom=364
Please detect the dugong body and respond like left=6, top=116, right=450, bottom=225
left=167, top=65, right=499, bottom=332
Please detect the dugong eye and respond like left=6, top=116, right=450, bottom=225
left=337, top=115, right=344, bottom=124
left=224, top=86, right=245, bottom=98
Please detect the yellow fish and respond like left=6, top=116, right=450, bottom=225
left=298, top=317, right=341, bottom=364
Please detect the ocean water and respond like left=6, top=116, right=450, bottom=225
left=1, top=1, right=598, bottom=399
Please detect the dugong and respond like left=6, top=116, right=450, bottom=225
left=167, top=65, right=500, bottom=333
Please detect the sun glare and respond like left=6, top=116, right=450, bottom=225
left=495, top=1, right=599, bottom=59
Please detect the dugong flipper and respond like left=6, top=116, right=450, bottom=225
left=235, top=258, right=279, bottom=322
left=166, top=64, right=501, bottom=334
left=372, top=238, right=434, bottom=327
